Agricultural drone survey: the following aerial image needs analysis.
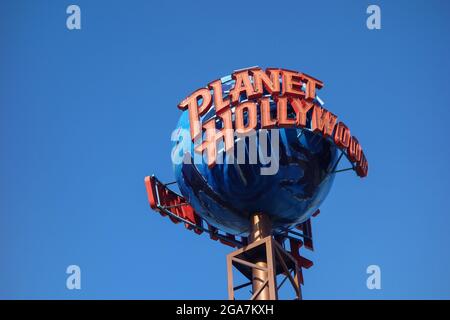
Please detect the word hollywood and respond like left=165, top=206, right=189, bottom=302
left=178, top=67, right=368, bottom=177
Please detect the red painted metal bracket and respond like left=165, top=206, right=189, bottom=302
left=144, top=175, right=242, bottom=247
left=144, top=174, right=318, bottom=263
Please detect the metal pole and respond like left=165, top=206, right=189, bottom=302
left=249, top=213, right=272, bottom=300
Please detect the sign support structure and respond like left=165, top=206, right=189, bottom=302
left=145, top=175, right=315, bottom=300
left=145, top=174, right=318, bottom=300
left=227, top=213, right=303, bottom=300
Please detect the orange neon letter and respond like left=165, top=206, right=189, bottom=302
left=347, top=136, right=362, bottom=163
left=281, top=69, right=305, bottom=98
left=356, top=151, right=368, bottom=177
left=208, top=79, right=230, bottom=115
left=260, top=97, right=277, bottom=129
left=301, top=73, right=323, bottom=101
left=311, top=105, right=337, bottom=138
left=277, top=96, right=296, bottom=128
left=333, top=122, right=351, bottom=148
left=289, top=97, right=314, bottom=127
left=250, top=68, right=281, bottom=98
left=178, top=88, right=212, bottom=141
left=235, top=101, right=257, bottom=134
left=230, top=70, right=258, bottom=106
left=194, top=109, right=234, bottom=167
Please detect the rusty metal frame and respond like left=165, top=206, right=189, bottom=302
left=227, top=236, right=302, bottom=300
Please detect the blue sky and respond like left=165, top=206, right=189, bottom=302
left=1, top=0, right=450, bottom=299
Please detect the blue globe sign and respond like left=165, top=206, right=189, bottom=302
left=171, top=67, right=368, bottom=235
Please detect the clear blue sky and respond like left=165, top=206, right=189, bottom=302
left=1, top=0, right=450, bottom=299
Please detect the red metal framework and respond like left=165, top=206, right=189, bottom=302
left=145, top=175, right=243, bottom=247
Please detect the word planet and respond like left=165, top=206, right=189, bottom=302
left=172, top=67, right=368, bottom=235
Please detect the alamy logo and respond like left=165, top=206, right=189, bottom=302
left=66, top=265, right=81, bottom=290
left=366, top=265, right=381, bottom=290
left=66, top=5, right=81, bottom=30
left=366, top=5, right=381, bottom=30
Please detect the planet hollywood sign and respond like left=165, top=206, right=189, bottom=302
left=144, top=67, right=370, bottom=300
left=177, top=66, right=368, bottom=177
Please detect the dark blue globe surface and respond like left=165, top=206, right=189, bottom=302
left=173, top=75, right=338, bottom=236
